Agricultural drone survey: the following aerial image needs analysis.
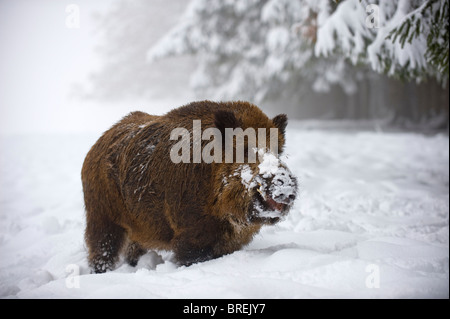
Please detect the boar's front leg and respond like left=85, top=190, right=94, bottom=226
left=173, top=216, right=226, bottom=266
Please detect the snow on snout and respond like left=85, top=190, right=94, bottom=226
left=268, top=168, right=297, bottom=204
left=258, top=152, right=297, bottom=204
left=258, top=152, right=281, bottom=177
left=234, top=152, right=297, bottom=206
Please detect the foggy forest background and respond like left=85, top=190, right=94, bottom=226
left=81, top=0, right=449, bottom=129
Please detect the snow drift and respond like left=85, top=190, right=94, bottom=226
left=0, top=121, right=448, bottom=298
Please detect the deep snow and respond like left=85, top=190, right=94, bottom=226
left=0, top=121, right=448, bottom=298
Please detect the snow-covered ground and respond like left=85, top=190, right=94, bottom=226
left=0, top=119, right=448, bottom=299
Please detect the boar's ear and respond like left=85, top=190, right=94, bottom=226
left=214, top=110, right=241, bottom=136
left=272, top=114, right=288, bottom=137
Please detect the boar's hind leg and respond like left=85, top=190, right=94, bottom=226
left=85, top=216, right=126, bottom=274
left=124, top=241, right=146, bottom=267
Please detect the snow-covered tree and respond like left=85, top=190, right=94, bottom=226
left=149, top=0, right=449, bottom=102
left=316, top=0, right=449, bottom=83
left=148, top=0, right=358, bottom=102
left=387, top=0, right=449, bottom=81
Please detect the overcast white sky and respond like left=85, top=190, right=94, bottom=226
left=0, top=0, right=191, bottom=135
left=0, top=0, right=109, bottom=134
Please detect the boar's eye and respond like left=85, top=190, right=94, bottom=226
left=214, top=110, right=243, bottom=147
left=214, top=110, right=241, bottom=134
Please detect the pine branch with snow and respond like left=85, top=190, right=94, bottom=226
left=383, top=0, right=449, bottom=82
left=316, top=0, right=449, bottom=84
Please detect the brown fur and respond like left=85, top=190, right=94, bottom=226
left=82, top=101, right=297, bottom=273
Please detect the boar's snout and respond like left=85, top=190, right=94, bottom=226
left=248, top=153, right=298, bottom=224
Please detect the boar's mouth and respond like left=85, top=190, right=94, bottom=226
left=265, top=196, right=287, bottom=212
left=249, top=191, right=290, bottom=225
